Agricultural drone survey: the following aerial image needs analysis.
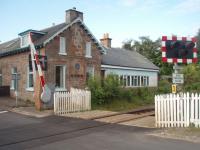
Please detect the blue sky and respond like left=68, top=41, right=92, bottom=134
left=0, top=0, right=200, bottom=47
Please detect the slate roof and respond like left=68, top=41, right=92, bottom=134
left=0, top=19, right=105, bottom=57
left=102, top=48, right=159, bottom=71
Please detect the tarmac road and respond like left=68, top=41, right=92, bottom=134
left=0, top=111, right=200, bottom=150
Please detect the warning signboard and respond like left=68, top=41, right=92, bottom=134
left=172, top=84, right=177, bottom=94
left=172, top=73, right=184, bottom=84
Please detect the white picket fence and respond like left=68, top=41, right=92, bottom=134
left=54, top=88, right=91, bottom=115
left=155, top=93, right=200, bottom=128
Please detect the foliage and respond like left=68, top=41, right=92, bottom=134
left=157, top=79, right=171, bottom=94
left=87, top=75, right=158, bottom=110
left=181, top=64, right=200, bottom=92
left=87, top=77, right=105, bottom=105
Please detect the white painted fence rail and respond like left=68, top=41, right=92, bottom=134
left=155, top=93, right=200, bottom=128
left=54, top=88, right=91, bottom=115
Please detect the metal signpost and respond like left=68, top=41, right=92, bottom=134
left=12, top=73, right=20, bottom=107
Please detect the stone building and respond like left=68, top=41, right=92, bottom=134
left=0, top=8, right=159, bottom=104
left=0, top=9, right=104, bottom=102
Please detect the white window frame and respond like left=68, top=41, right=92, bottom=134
left=147, top=76, right=149, bottom=86
left=86, top=66, right=94, bottom=81
left=85, top=42, right=92, bottom=58
left=11, top=67, right=17, bottom=90
left=55, top=65, right=66, bottom=91
left=59, top=37, right=67, bottom=55
left=26, top=67, right=34, bottom=91
left=20, top=34, right=29, bottom=48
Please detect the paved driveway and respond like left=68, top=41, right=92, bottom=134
left=0, top=111, right=200, bottom=150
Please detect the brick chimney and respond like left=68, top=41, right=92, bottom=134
left=100, top=33, right=112, bottom=48
left=65, top=7, right=83, bottom=24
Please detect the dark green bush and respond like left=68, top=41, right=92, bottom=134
left=103, top=75, right=121, bottom=102
left=181, top=64, right=200, bottom=92
left=157, top=79, right=171, bottom=94
left=87, top=77, right=105, bottom=105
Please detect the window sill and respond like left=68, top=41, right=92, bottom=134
left=55, top=88, right=67, bottom=92
left=26, top=87, right=34, bottom=92
left=85, top=55, right=92, bottom=58
left=10, top=88, right=14, bottom=90
left=59, top=52, right=67, bottom=56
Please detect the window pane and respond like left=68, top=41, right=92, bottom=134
left=59, top=37, right=66, bottom=54
left=131, top=76, right=134, bottom=86
left=134, top=76, right=137, bottom=86
left=144, top=76, right=147, bottom=86
left=137, top=76, right=140, bottom=86
left=11, top=67, right=17, bottom=90
left=127, top=76, right=130, bottom=86
left=86, top=66, right=94, bottom=81
left=56, top=66, right=64, bottom=88
left=86, top=42, right=91, bottom=57
left=141, top=76, right=144, bottom=86
left=147, top=76, right=149, bottom=86
left=29, top=73, right=34, bottom=87
left=123, top=75, right=127, bottom=86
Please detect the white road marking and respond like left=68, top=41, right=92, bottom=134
left=0, top=111, right=8, bottom=114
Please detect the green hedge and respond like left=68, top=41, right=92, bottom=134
left=87, top=75, right=168, bottom=108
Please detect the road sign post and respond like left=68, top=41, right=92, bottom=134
left=12, top=73, right=20, bottom=107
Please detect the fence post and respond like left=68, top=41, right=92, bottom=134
left=155, top=95, right=158, bottom=127
left=198, top=93, right=200, bottom=128
left=183, top=93, right=187, bottom=127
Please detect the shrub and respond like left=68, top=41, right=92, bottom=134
left=87, top=77, right=105, bottom=105
left=88, top=74, right=173, bottom=109
left=157, top=79, right=171, bottom=94
left=103, top=75, right=121, bottom=102
left=181, top=64, right=200, bottom=92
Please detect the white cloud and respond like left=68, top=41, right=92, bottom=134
left=168, top=0, right=200, bottom=14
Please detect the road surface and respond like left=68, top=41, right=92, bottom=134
left=0, top=110, right=200, bottom=150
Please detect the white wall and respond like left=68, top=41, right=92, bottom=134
left=102, top=66, right=158, bottom=87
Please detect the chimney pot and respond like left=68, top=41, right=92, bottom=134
left=65, top=8, right=83, bottom=24
left=100, top=33, right=112, bottom=48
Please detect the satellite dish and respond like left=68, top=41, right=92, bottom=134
left=41, top=85, right=52, bottom=103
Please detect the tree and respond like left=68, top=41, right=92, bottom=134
left=122, top=39, right=133, bottom=50
left=122, top=36, right=173, bottom=75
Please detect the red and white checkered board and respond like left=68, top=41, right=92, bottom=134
left=161, top=36, right=198, bottom=64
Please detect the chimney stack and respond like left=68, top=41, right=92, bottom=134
left=65, top=8, right=83, bottom=24
left=100, top=33, right=112, bottom=48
